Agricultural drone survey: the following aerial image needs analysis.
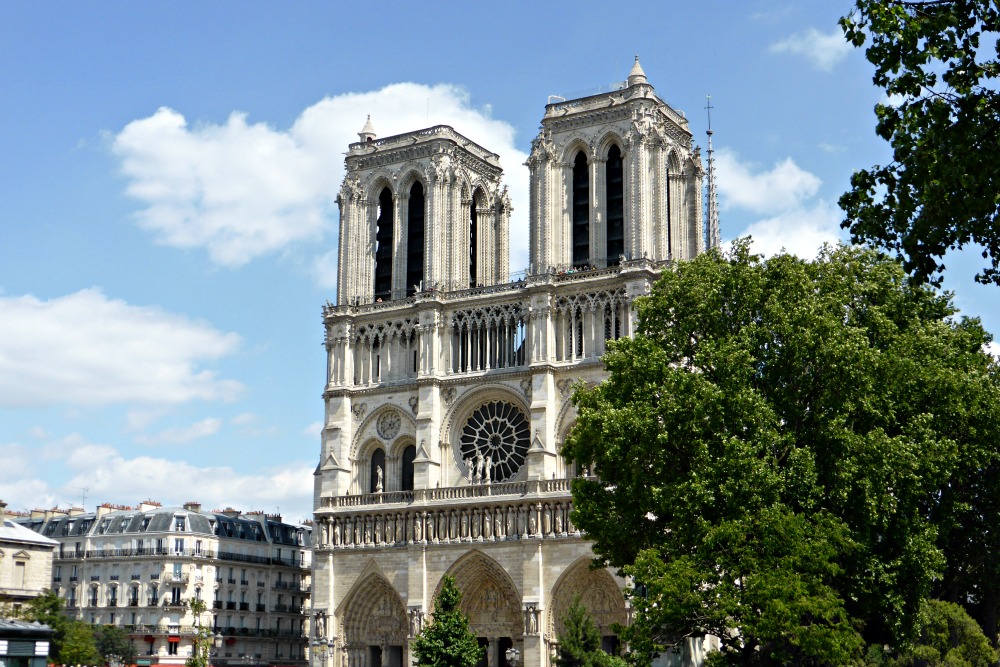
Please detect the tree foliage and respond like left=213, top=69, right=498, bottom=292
left=866, top=600, right=998, bottom=666
left=10, top=590, right=73, bottom=662
left=562, top=242, right=1000, bottom=664
left=840, top=0, right=1000, bottom=285
left=556, top=597, right=624, bottom=667
left=94, top=624, right=138, bottom=666
left=60, top=620, right=102, bottom=666
left=412, top=576, right=483, bottom=667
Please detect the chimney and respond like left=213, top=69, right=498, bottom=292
left=139, top=500, right=161, bottom=512
left=183, top=502, right=202, bottom=513
left=0, top=500, right=7, bottom=524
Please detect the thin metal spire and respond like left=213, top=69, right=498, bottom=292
left=705, top=95, right=721, bottom=250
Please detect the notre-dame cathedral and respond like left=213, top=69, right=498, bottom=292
left=311, top=59, right=709, bottom=667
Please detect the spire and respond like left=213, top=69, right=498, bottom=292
left=627, top=55, right=648, bottom=87
left=705, top=96, right=721, bottom=250
left=358, top=115, right=376, bottom=143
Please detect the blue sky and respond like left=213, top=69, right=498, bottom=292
left=2, top=2, right=996, bottom=523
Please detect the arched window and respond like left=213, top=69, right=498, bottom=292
left=606, top=145, right=624, bottom=266
left=369, top=448, right=386, bottom=494
left=400, top=445, right=416, bottom=491
left=374, top=187, right=393, bottom=301
left=469, top=190, right=479, bottom=287
left=572, top=151, right=590, bottom=267
left=406, top=182, right=425, bottom=297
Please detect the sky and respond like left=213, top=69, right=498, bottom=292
left=1, top=2, right=997, bottom=524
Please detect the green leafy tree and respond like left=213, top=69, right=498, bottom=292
left=839, top=1, right=1000, bottom=286
left=60, top=620, right=102, bottom=666
left=412, top=576, right=483, bottom=667
left=16, top=590, right=73, bottom=661
left=94, top=624, right=137, bottom=666
left=562, top=242, right=1000, bottom=664
left=556, top=598, right=624, bottom=667
left=866, top=600, right=998, bottom=666
left=186, top=598, right=214, bottom=667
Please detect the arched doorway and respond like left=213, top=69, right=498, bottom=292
left=340, top=573, right=407, bottom=667
left=439, top=551, right=522, bottom=667
left=547, top=558, right=626, bottom=656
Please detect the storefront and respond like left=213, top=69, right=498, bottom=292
left=0, top=619, right=51, bottom=667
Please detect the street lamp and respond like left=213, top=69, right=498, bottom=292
left=505, top=647, right=520, bottom=667
left=312, top=639, right=330, bottom=667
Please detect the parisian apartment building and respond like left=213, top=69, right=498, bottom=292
left=16, top=500, right=312, bottom=667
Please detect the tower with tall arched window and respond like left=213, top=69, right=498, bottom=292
left=314, top=59, right=714, bottom=667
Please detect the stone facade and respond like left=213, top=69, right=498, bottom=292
left=17, top=502, right=311, bottom=667
left=313, top=60, right=707, bottom=667
left=0, top=501, right=57, bottom=613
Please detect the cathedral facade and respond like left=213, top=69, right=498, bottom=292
left=311, top=60, right=705, bottom=667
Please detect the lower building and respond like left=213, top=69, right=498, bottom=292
left=16, top=501, right=311, bottom=667
left=0, top=501, right=57, bottom=614
left=0, top=618, right=52, bottom=667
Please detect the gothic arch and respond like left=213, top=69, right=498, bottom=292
left=596, top=132, right=625, bottom=159
left=560, top=137, right=594, bottom=164
left=547, top=557, right=626, bottom=640
left=437, top=550, right=522, bottom=638
left=396, top=168, right=427, bottom=197
left=444, top=384, right=532, bottom=478
left=339, top=572, right=408, bottom=649
left=364, top=172, right=396, bottom=202
left=350, top=405, right=417, bottom=462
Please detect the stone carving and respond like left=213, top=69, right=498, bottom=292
left=408, top=396, right=419, bottom=415
left=520, top=378, right=532, bottom=401
left=376, top=410, right=401, bottom=440
left=315, top=612, right=326, bottom=639
left=442, top=387, right=457, bottom=405
left=374, top=465, right=383, bottom=493
left=408, top=608, right=424, bottom=637
left=352, top=402, right=368, bottom=420
left=524, top=605, right=539, bottom=635
left=557, top=379, right=573, bottom=398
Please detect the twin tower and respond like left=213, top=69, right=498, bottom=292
left=334, top=58, right=704, bottom=306
left=313, top=60, right=713, bottom=667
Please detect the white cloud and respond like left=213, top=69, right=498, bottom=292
left=114, top=83, right=531, bottom=277
left=135, top=417, right=222, bottom=445
left=737, top=201, right=844, bottom=259
left=231, top=412, right=256, bottom=426
left=0, top=289, right=242, bottom=407
left=769, top=27, right=852, bottom=71
left=0, top=434, right=314, bottom=521
left=716, top=150, right=821, bottom=214
left=302, top=421, right=323, bottom=437
left=986, top=341, right=1000, bottom=359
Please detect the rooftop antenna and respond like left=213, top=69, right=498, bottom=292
left=79, top=486, right=89, bottom=509
left=705, top=95, right=721, bottom=250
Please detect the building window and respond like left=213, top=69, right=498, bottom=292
left=605, top=144, right=624, bottom=265
left=174, top=538, right=185, bottom=554
left=374, top=187, right=394, bottom=301
left=401, top=445, right=416, bottom=491
left=168, top=641, right=178, bottom=656
left=406, top=181, right=425, bottom=296
left=175, top=517, right=186, bottom=532
left=572, top=151, right=590, bottom=267
left=469, top=189, right=479, bottom=287
left=369, top=448, right=386, bottom=493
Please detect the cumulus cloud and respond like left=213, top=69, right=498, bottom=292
left=0, top=434, right=314, bottom=521
left=0, top=289, right=242, bottom=408
left=134, top=417, right=222, bottom=445
left=113, top=83, right=530, bottom=277
left=739, top=201, right=844, bottom=259
left=769, top=27, right=852, bottom=71
left=716, top=150, right=821, bottom=214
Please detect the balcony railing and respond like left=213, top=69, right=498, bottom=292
left=213, top=601, right=224, bottom=609
left=239, top=602, right=250, bottom=611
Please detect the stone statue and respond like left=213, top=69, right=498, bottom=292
left=375, top=465, right=384, bottom=493
left=474, top=455, right=484, bottom=484
left=464, top=457, right=474, bottom=484
left=528, top=510, right=537, bottom=536
left=315, top=613, right=326, bottom=639
left=484, top=456, right=492, bottom=483
left=414, top=515, right=423, bottom=542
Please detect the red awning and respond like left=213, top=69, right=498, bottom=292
left=143, top=636, right=155, bottom=643
left=167, top=636, right=180, bottom=643
left=225, top=638, right=236, bottom=645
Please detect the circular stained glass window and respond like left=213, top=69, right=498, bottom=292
left=460, top=400, right=530, bottom=482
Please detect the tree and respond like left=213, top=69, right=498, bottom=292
left=186, top=598, right=214, bottom=667
left=16, top=590, right=73, bottom=662
left=60, top=620, right=102, bottom=666
left=866, top=600, right=998, bottom=666
left=94, top=624, right=138, bottom=666
left=839, top=1, right=1000, bottom=286
left=562, top=242, right=1000, bottom=664
left=556, top=598, right=624, bottom=667
left=412, top=576, right=483, bottom=667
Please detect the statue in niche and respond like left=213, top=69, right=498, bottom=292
left=315, top=612, right=326, bottom=639
left=332, top=520, right=341, bottom=546
left=414, top=515, right=423, bottom=542
left=363, top=517, right=371, bottom=544
left=427, top=515, right=436, bottom=541
left=555, top=508, right=564, bottom=534
left=375, top=465, right=384, bottom=493
left=528, top=509, right=537, bottom=536
left=471, top=510, right=480, bottom=539
left=374, top=515, right=382, bottom=543
left=483, top=510, right=492, bottom=539
left=484, top=456, right=492, bottom=483
left=464, top=457, right=474, bottom=484
left=460, top=511, right=469, bottom=539
left=395, top=514, right=404, bottom=543
left=344, top=519, right=353, bottom=545
left=497, top=511, right=506, bottom=539
left=524, top=605, right=538, bottom=635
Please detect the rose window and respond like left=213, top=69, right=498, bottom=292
left=459, top=401, right=530, bottom=482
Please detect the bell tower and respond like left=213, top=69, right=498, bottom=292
left=526, top=57, right=704, bottom=274
left=335, top=120, right=512, bottom=306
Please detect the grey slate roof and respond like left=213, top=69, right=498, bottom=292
left=0, top=519, right=57, bottom=548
